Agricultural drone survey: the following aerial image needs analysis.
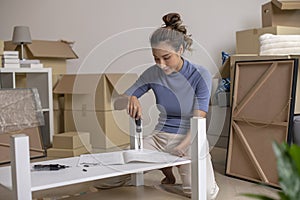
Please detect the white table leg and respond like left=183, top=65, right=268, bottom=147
left=129, top=118, right=144, bottom=186
left=191, top=117, right=207, bottom=200
left=10, top=134, right=32, bottom=200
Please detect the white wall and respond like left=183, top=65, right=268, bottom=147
left=0, top=0, right=269, bottom=140
left=0, top=0, right=268, bottom=75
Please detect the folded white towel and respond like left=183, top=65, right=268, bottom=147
left=260, top=42, right=300, bottom=51
left=260, top=34, right=300, bottom=44
left=261, top=47, right=300, bottom=56
left=259, top=34, right=300, bottom=55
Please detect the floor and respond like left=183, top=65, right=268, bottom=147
left=9, top=147, right=278, bottom=200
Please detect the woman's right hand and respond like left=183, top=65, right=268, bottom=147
left=127, top=96, right=142, bottom=119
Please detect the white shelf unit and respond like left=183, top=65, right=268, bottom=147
left=0, top=68, right=54, bottom=148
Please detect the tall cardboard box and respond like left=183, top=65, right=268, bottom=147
left=4, top=40, right=78, bottom=74
left=236, top=26, right=300, bottom=54
left=53, top=73, right=138, bottom=149
left=262, top=1, right=300, bottom=27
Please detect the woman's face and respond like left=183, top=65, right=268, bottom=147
left=152, top=42, right=183, bottom=75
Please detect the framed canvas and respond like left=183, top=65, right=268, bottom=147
left=226, top=59, right=298, bottom=187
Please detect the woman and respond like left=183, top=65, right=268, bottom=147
left=123, top=13, right=219, bottom=199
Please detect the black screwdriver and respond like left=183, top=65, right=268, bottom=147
left=33, top=164, right=69, bottom=171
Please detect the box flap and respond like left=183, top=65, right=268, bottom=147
left=53, top=74, right=101, bottom=94
left=271, top=0, right=300, bottom=10
left=54, top=74, right=138, bottom=95
left=27, top=40, right=78, bottom=59
left=105, top=73, right=138, bottom=95
left=4, top=40, right=78, bottom=59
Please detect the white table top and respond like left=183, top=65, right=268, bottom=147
left=0, top=151, right=190, bottom=192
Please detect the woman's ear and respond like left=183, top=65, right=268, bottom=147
left=178, top=45, right=184, bottom=55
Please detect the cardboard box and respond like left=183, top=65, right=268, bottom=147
left=47, top=145, right=92, bottom=158
left=236, top=26, right=300, bottom=54
left=0, top=127, right=45, bottom=164
left=271, top=0, right=300, bottom=10
left=4, top=40, right=78, bottom=74
left=53, top=73, right=138, bottom=111
left=52, top=132, right=90, bottom=149
left=262, top=1, right=300, bottom=27
left=53, top=73, right=137, bottom=149
left=64, top=110, right=130, bottom=149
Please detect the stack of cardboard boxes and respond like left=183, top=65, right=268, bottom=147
left=47, top=132, right=91, bottom=158
left=53, top=73, right=138, bottom=150
left=236, top=0, right=300, bottom=54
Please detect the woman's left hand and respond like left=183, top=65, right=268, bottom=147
left=171, top=145, right=187, bottom=157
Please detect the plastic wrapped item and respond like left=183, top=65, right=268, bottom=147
left=216, top=78, right=230, bottom=93
left=0, top=88, right=44, bottom=133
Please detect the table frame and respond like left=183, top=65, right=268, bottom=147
left=1, top=117, right=207, bottom=200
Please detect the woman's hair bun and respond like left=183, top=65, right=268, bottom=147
left=163, top=13, right=181, bottom=26
left=162, top=13, right=187, bottom=34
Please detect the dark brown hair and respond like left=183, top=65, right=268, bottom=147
left=150, top=13, right=193, bottom=52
